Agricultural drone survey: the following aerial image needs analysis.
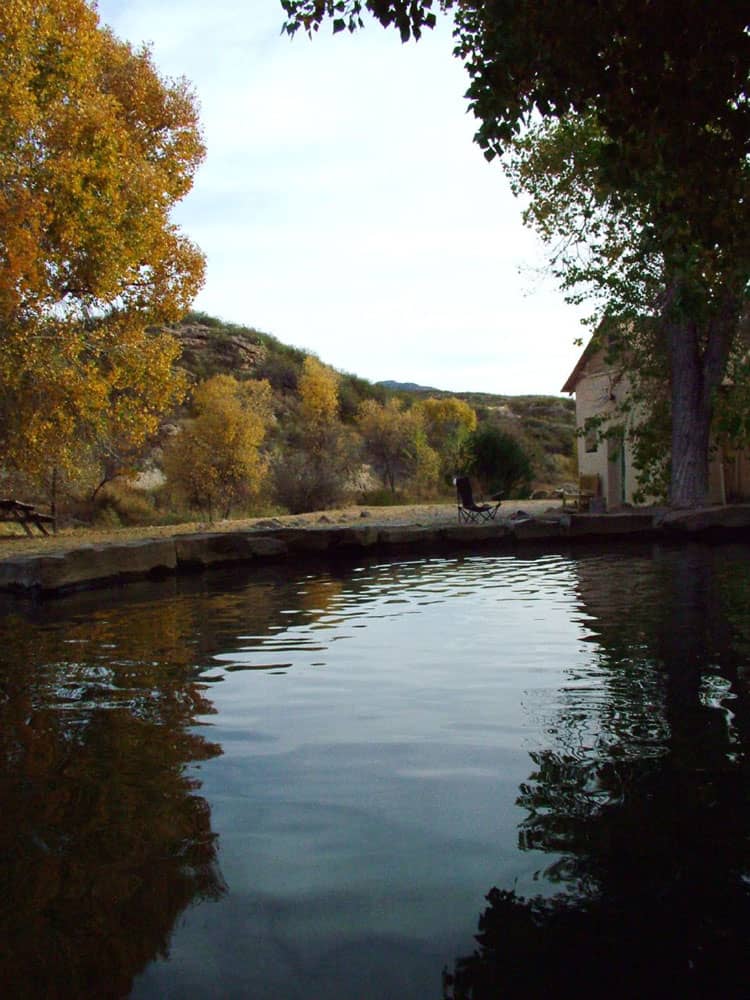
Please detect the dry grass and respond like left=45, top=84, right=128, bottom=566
left=0, top=500, right=562, bottom=562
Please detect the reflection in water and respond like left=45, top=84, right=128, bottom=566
left=0, top=546, right=748, bottom=998
left=447, top=544, right=750, bottom=999
left=0, top=586, right=230, bottom=998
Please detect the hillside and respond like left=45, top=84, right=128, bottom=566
left=384, top=383, right=576, bottom=485
left=167, top=313, right=576, bottom=483
left=171, top=312, right=388, bottom=422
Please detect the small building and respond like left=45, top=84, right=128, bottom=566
left=562, top=337, right=750, bottom=508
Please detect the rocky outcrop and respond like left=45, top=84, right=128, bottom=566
left=170, top=322, right=266, bottom=380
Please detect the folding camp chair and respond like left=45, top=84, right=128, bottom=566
left=455, top=477, right=502, bottom=523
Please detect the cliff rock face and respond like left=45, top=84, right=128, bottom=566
left=169, top=322, right=267, bottom=381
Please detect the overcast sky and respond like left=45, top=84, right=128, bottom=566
left=96, top=0, right=587, bottom=395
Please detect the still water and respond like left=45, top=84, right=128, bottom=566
left=0, top=542, right=748, bottom=998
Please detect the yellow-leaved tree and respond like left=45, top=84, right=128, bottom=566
left=162, top=375, right=273, bottom=521
left=273, top=355, right=361, bottom=512
left=0, top=0, right=204, bottom=498
left=356, top=398, right=439, bottom=496
left=298, top=356, right=340, bottom=435
left=412, top=396, right=477, bottom=482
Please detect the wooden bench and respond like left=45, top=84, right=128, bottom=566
left=555, top=488, right=594, bottom=511
left=0, top=499, right=54, bottom=536
left=555, top=474, right=602, bottom=512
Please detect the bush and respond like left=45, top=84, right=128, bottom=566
left=272, top=449, right=348, bottom=513
left=90, top=484, right=160, bottom=526
left=272, top=423, right=362, bottom=514
left=357, top=488, right=408, bottom=506
left=463, top=425, right=534, bottom=499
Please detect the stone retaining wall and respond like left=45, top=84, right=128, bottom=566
left=2, top=506, right=750, bottom=596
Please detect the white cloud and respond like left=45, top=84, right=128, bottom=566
left=96, top=0, right=587, bottom=395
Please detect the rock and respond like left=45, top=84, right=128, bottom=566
left=171, top=323, right=266, bottom=378
left=565, top=513, right=655, bottom=537
left=174, top=532, right=287, bottom=568
left=441, top=524, right=507, bottom=544
left=510, top=519, right=563, bottom=541
left=660, top=504, right=750, bottom=533
left=378, top=526, right=438, bottom=546
left=0, top=539, right=177, bottom=592
left=509, top=509, right=531, bottom=520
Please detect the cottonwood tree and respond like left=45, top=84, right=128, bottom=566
left=413, top=396, right=477, bottom=481
left=356, top=398, right=439, bottom=495
left=0, top=0, right=204, bottom=487
left=274, top=356, right=361, bottom=512
left=298, top=356, right=340, bottom=431
left=162, top=376, right=273, bottom=520
left=281, top=0, right=750, bottom=507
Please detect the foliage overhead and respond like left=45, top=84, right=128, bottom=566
left=284, top=1, right=748, bottom=187
left=280, top=0, right=446, bottom=41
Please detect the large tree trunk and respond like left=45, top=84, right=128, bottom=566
left=665, top=281, right=738, bottom=508
left=667, top=320, right=714, bottom=507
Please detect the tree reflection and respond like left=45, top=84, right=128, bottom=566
left=0, top=563, right=359, bottom=997
left=0, top=591, right=226, bottom=999
left=447, top=544, right=750, bottom=999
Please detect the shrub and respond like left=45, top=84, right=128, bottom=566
left=90, top=484, right=159, bottom=526
left=357, top=488, right=407, bottom=506
left=463, top=425, right=534, bottom=499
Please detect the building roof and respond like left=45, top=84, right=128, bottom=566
left=561, top=338, right=598, bottom=394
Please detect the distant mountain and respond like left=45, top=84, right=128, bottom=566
left=377, top=379, right=441, bottom=393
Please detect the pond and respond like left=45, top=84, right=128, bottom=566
left=0, top=542, right=748, bottom=998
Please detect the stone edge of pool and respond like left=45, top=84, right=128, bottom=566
left=2, top=505, right=750, bottom=596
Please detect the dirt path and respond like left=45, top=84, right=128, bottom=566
left=0, top=500, right=563, bottom=561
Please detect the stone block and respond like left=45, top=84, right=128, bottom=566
left=174, top=532, right=287, bottom=568
left=0, top=539, right=177, bottom=592
left=274, top=528, right=336, bottom=553
left=566, top=512, right=655, bottom=536
left=660, top=504, right=750, bottom=534
left=332, top=526, right=380, bottom=549
left=440, top=524, right=507, bottom=544
left=377, top=526, right=440, bottom=546
left=510, top=519, right=563, bottom=541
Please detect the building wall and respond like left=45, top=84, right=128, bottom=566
left=572, top=352, right=641, bottom=508
left=572, top=356, right=750, bottom=507
left=705, top=448, right=750, bottom=505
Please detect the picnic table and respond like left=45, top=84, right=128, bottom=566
left=0, top=498, right=54, bottom=536
left=554, top=487, right=596, bottom=511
